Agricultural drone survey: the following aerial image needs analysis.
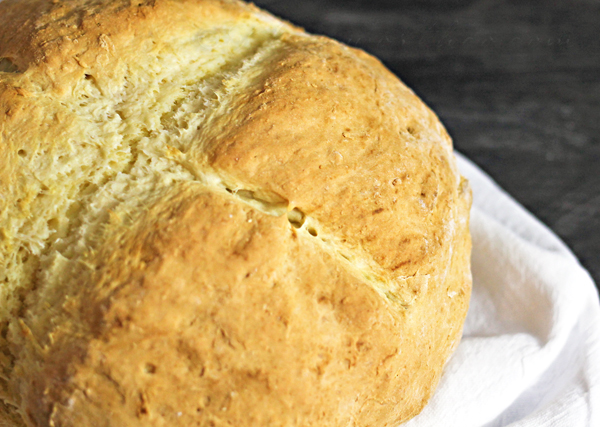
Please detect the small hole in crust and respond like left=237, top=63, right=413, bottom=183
left=17, top=149, right=27, bottom=157
left=0, top=58, right=20, bottom=73
left=143, top=363, right=156, bottom=374
left=47, top=218, right=59, bottom=231
left=287, top=208, right=305, bottom=228
left=307, top=227, right=318, bottom=237
left=84, top=74, right=93, bottom=80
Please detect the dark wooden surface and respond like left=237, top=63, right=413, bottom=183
left=254, top=0, right=600, bottom=293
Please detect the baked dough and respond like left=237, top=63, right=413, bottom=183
left=0, top=0, right=472, bottom=425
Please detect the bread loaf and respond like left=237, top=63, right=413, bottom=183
left=0, top=0, right=472, bottom=425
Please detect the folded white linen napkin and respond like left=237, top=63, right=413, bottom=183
left=406, top=154, right=600, bottom=426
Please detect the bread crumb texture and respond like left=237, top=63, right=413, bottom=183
left=0, top=0, right=472, bottom=426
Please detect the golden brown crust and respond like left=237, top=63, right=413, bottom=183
left=203, top=33, right=458, bottom=276
left=0, top=0, right=258, bottom=72
left=0, top=0, right=471, bottom=426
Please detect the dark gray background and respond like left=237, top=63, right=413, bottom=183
left=254, top=0, right=600, bottom=293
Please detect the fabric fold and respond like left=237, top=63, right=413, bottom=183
left=406, top=154, right=600, bottom=427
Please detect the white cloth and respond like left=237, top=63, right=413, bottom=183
left=406, top=154, right=600, bottom=426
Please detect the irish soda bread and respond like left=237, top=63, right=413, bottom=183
left=0, top=0, right=472, bottom=425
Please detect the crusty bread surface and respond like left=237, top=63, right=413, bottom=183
left=0, top=0, right=472, bottom=426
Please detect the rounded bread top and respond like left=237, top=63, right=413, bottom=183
left=0, top=1, right=472, bottom=426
